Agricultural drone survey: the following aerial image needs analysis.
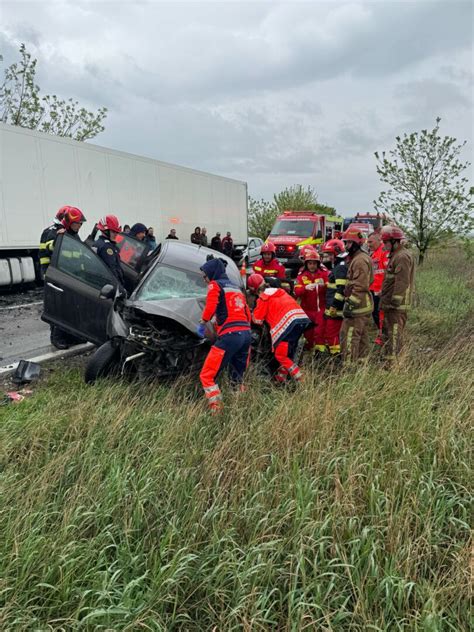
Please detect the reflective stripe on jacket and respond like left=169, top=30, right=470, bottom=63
left=344, top=249, right=374, bottom=315
left=325, top=260, right=348, bottom=318
left=253, top=258, right=287, bottom=280
left=39, top=224, right=60, bottom=267
left=253, top=288, right=309, bottom=346
left=294, top=268, right=329, bottom=313
left=380, top=248, right=415, bottom=311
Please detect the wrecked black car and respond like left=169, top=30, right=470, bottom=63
left=42, top=233, right=242, bottom=383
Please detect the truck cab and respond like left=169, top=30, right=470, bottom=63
left=343, top=212, right=388, bottom=233
left=267, top=210, right=343, bottom=275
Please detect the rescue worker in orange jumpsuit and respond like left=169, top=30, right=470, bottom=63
left=380, top=225, right=415, bottom=363
left=320, top=239, right=348, bottom=356
left=198, top=258, right=252, bottom=413
left=253, top=242, right=287, bottom=281
left=248, top=273, right=310, bottom=383
left=294, top=248, right=329, bottom=353
left=340, top=228, right=374, bottom=363
left=367, top=231, right=389, bottom=345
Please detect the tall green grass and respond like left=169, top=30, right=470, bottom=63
left=1, top=247, right=472, bottom=630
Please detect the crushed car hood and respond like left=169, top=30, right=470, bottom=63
left=125, top=297, right=205, bottom=334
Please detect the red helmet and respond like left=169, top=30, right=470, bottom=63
left=97, top=214, right=122, bottom=233
left=247, top=273, right=265, bottom=292
left=381, top=225, right=405, bottom=242
left=303, top=248, right=319, bottom=262
left=342, top=228, right=365, bottom=245
left=56, top=206, right=69, bottom=221
left=321, top=239, right=345, bottom=256
left=62, top=207, right=86, bottom=230
left=261, top=242, right=276, bottom=255
left=299, top=244, right=317, bottom=261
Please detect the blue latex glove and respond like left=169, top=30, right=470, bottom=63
left=196, top=323, right=206, bottom=338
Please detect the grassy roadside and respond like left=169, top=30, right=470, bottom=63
left=1, top=247, right=473, bottom=631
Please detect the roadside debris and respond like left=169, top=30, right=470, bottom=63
left=1, top=390, right=33, bottom=405
left=13, top=360, right=41, bottom=385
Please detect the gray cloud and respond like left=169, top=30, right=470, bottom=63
left=1, top=1, right=472, bottom=212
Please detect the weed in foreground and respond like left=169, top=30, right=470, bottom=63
left=0, top=247, right=473, bottom=630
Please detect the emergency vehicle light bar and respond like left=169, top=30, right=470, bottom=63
left=283, top=209, right=320, bottom=216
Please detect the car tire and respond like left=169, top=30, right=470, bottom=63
left=84, top=340, right=120, bottom=384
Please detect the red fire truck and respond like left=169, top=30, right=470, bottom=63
left=267, top=210, right=344, bottom=275
left=342, top=212, right=389, bottom=233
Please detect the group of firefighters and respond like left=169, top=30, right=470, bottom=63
left=198, top=226, right=415, bottom=412
left=38, top=206, right=415, bottom=413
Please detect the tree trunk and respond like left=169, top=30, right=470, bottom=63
left=418, top=250, right=425, bottom=265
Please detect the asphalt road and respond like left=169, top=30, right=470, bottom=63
left=0, top=293, right=52, bottom=365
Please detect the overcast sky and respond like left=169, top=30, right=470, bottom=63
left=1, top=0, right=473, bottom=215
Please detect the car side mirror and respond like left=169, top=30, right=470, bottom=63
left=100, top=283, right=115, bottom=299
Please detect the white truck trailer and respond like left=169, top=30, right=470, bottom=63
left=0, top=122, right=248, bottom=286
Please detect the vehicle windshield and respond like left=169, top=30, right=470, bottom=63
left=137, top=264, right=207, bottom=301
left=270, top=219, right=317, bottom=237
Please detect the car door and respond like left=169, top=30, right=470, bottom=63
left=115, top=233, right=153, bottom=292
left=247, top=239, right=256, bottom=264
left=42, top=233, right=118, bottom=345
left=251, top=239, right=263, bottom=264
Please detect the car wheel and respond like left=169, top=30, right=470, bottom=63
left=84, top=340, right=120, bottom=384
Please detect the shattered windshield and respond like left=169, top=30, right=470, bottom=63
left=137, top=264, right=207, bottom=301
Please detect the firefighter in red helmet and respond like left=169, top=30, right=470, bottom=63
left=47, top=206, right=86, bottom=349
left=340, top=228, right=374, bottom=363
left=320, top=239, right=348, bottom=356
left=294, top=248, right=329, bottom=353
left=249, top=273, right=310, bottom=383
left=60, top=207, right=86, bottom=238
left=95, top=215, right=125, bottom=285
left=380, top=225, right=415, bottom=363
left=253, top=242, right=286, bottom=281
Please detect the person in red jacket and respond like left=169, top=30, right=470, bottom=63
left=248, top=273, right=310, bottom=383
left=253, top=242, right=286, bottom=280
left=294, top=248, right=329, bottom=353
left=368, top=231, right=389, bottom=345
left=320, top=239, right=348, bottom=356
left=198, top=257, right=251, bottom=413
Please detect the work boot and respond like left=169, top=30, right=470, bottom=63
left=274, top=368, right=288, bottom=384
left=208, top=401, right=223, bottom=415
left=51, top=339, right=70, bottom=350
left=50, top=326, right=70, bottom=350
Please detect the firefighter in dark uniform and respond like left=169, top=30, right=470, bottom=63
left=48, top=207, right=87, bottom=349
left=95, top=215, right=125, bottom=286
left=39, top=206, right=68, bottom=280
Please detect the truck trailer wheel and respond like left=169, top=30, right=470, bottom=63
left=84, top=341, right=120, bottom=384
